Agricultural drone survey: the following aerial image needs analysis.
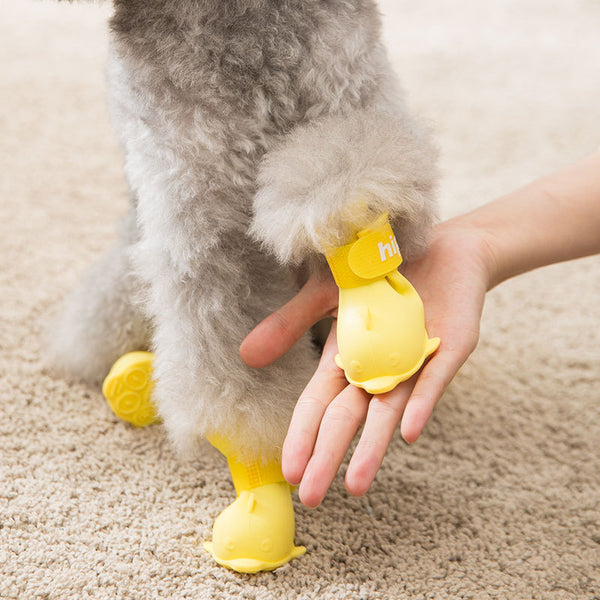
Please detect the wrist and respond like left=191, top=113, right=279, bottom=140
left=436, top=153, right=600, bottom=291
left=433, top=215, right=502, bottom=291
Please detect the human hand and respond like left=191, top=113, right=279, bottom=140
left=240, top=224, right=495, bottom=507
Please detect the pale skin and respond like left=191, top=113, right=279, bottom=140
left=240, top=152, right=600, bottom=508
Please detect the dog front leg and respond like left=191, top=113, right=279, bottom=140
left=104, top=221, right=317, bottom=570
left=250, top=106, right=439, bottom=267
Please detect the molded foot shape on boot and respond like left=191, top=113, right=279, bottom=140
left=334, top=273, right=440, bottom=394
left=204, top=482, right=305, bottom=573
left=102, top=351, right=160, bottom=427
left=326, top=214, right=440, bottom=394
left=103, top=359, right=305, bottom=572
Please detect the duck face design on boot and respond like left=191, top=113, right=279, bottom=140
left=204, top=435, right=306, bottom=573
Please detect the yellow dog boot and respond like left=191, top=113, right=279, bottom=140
left=204, top=436, right=305, bottom=573
left=102, top=351, right=160, bottom=427
left=326, top=213, right=440, bottom=395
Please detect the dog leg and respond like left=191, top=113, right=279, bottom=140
left=251, top=107, right=439, bottom=266
left=203, top=434, right=305, bottom=573
left=46, top=206, right=151, bottom=385
left=115, top=228, right=317, bottom=569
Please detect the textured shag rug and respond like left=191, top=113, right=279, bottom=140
left=1, top=1, right=599, bottom=598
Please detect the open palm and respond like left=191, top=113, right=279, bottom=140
left=241, top=224, right=494, bottom=507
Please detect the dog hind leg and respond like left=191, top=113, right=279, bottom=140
left=46, top=206, right=151, bottom=385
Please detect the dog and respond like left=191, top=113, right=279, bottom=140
left=48, top=0, right=438, bottom=571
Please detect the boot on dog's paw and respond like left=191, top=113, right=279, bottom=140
left=204, top=481, right=305, bottom=573
left=102, top=351, right=160, bottom=427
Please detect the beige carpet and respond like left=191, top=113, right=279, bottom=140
left=2, top=1, right=599, bottom=598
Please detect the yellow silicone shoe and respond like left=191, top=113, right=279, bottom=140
left=205, top=436, right=306, bottom=573
left=326, top=214, right=440, bottom=395
left=204, top=481, right=306, bottom=573
left=102, top=351, right=160, bottom=427
left=335, top=273, right=440, bottom=394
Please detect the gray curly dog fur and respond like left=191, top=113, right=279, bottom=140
left=48, top=0, right=438, bottom=461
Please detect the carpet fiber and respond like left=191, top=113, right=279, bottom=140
left=2, top=1, right=599, bottom=598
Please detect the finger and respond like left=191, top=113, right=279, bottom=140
left=282, top=325, right=347, bottom=486
left=400, top=346, right=467, bottom=443
left=298, top=383, right=371, bottom=508
left=345, top=380, right=414, bottom=497
left=240, top=276, right=338, bottom=368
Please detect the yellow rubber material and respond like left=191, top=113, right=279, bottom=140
left=102, top=351, right=160, bottom=427
left=208, top=434, right=286, bottom=495
left=102, top=358, right=305, bottom=573
left=205, top=435, right=305, bottom=573
left=203, top=482, right=306, bottom=573
left=326, top=213, right=402, bottom=288
left=326, top=214, right=440, bottom=394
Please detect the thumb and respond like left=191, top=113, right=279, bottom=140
left=240, top=274, right=338, bottom=368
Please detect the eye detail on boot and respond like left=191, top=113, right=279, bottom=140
left=349, top=360, right=363, bottom=376
left=389, top=352, right=402, bottom=367
left=224, top=537, right=236, bottom=552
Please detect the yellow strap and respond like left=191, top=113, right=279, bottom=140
left=226, top=457, right=285, bottom=495
left=325, top=214, right=402, bottom=288
left=208, top=434, right=285, bottom=494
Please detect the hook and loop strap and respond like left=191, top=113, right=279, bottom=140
left=207, top=434, right=285, bottom=494
left=325, top=213, right=402, bottom=288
